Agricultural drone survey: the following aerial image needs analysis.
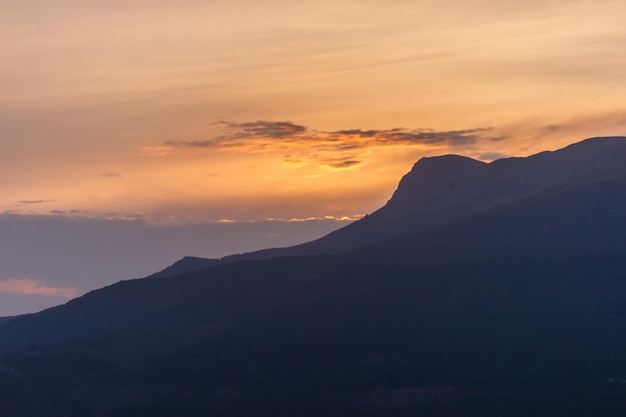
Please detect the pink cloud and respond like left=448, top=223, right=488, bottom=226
left=0, top=279, right=79, bottom=298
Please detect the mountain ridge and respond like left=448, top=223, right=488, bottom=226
left=3, top=162, right=626, bottom=353
left=153, top=136, right=626, bottom=278
left=3, top=136, right=626, bottom=416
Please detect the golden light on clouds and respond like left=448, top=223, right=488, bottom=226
left=2, top=0, right=626, bottom=224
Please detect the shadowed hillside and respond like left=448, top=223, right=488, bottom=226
left=2, top=137, right=626, bottom=416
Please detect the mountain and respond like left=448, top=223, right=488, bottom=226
left=2, top=136, right=626, bottom=416
left=3, top=164, right=626, bottom=352
left=240, top=136, right=626, bottom=255
left=157, top=136, right=626, bottom=276
left=146, top=256, right=221, bottom=279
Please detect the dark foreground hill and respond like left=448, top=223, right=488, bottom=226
left=2, top=137, right=626, bottom=416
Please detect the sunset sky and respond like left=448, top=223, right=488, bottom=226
left=2, top=0, right=626, bottom=315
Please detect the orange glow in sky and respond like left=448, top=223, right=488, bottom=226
left=3, top=0, right=626, bottom=223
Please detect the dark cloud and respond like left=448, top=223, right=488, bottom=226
left=541, top=124, right=562, bottom=132
left=486, top=135, right=510, bottom=142
left=284, top=155, right=304, bottom=165
left=16, top=200, right=54, bottom=205
left=226, top=121, right=307, bottom=139
left=167, top=120, right=493, bottom=150
left=162, top=120, right=496, bottom=169
left=168, top=121, right=308, bottom=149
left=331, top=129, right=379, bottom=137
left=165, top=139, right=216, bottom=148
left=369, top=128, right=491, bottom=145
left=100, top=172, right=122, bottom=178
left=324, top=159, right=361, bottom=169
left=325, top=127, right=494, bottom=147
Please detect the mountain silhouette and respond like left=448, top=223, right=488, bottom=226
left=2, top=136, right=626, bottom=417
left=154, top=136, right=626, bottom=277
left=241, top=136, right=626, bottom=255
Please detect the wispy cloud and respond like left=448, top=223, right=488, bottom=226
left=326, top=127, right=494, bottom=146
left=0, top=279, right=79, bottom=298
left=483, top=111, right=626, bottom=156
left=319, top=157, right=362, bottom=169
left=167, top=121, right=492, bottom=149
left=536, top=112, right=626, bottom=139
left=100, top=172, right=122, bottom=178
left=2, top=208, right=146, bottom=223
left=264, top=214, right=364, bottom=222
left=157, top=120, right=497, bottom=169
left=205, top=215, right=364, bottom=223
left=215, top=120, right=307, bottom=138
left=16, top=200, right=55, bottom=205
left=139, top=145, right=172, bottom=157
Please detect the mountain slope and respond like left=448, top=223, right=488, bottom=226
left=2, top=175, right=626, bottom=415
left=169, top=136, right=626, bottom=271
left=3, top=137, right=626, bottom=416
left=2, top=170, right=626, bottom=353
left=3, top=137, right=626, bottom=353
left=65, top=135, right=626, bottom=281
left=146, top=256, right=221, bottom=279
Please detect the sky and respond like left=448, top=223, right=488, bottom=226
left=2, top=0, right=626, bottom=315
